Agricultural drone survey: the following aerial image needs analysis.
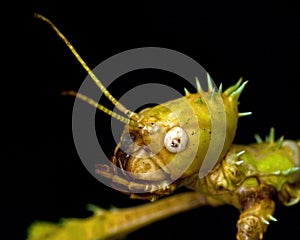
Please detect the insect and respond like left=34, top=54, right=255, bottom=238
left=29, top=14, right=300, bottom=240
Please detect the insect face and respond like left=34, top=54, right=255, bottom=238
left=34, top=13, right=248, bottom=200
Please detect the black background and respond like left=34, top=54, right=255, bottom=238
left=6, top=1, right=300, bottom=239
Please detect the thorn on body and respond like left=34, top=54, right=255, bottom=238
left=235, top=160, right=244, bottom=165
left=184, top=87, right=190, bottom=96
left=237, top=150, right=246, bottom=157
left=267, top=127, right=275, bottom=144
left=195, top=76, right=203, bottom=92
left=207, top=73, right=214, bottom=92
left=218, top=83, right=223, bottom=94
left=273, top=170, right=281, bottom=175
left=238, top=112, right=252, bottom=117
left=224, top=78, right=242, bottom=96
left=230, top=80, right=248, bottom=100
left=262, top=218, right=270, bottom=225
left=254, top=134, right=263, bottom=143
left=277, top=136, right=284, bottom=148
left=268, top=215, right=278, bottom=222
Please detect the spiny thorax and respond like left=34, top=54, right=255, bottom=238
left=235, top=141, right=300, bottom=189
left=181, top=80, right=245, bottom=176
left=196, top=139, right=300, bottom=203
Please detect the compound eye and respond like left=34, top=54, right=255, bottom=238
left=164, top=127, right=188, bottom=153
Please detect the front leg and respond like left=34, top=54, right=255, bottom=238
left=237, top=198, right=276, bottom=240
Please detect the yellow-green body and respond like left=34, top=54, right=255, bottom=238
left=28, top=80, right=300, bottom=240
left=30, top=14, right=300, bottom=240
left=28, top=140, right=300, bottom=240
left=102, top=80, right=245, bottom=200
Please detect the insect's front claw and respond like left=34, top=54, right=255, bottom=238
left=95, top=163, right=131, bottom=191
left=95, top=164, right=177, bottom=199
left=95, top=164, right=112, bottom=177
left=95, top=164, right=171, bottom=200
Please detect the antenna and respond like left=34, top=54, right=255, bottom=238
left=34, top=13, right=141, bottom=123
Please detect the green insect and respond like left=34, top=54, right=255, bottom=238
left=29, top=14, right=300, bottom=240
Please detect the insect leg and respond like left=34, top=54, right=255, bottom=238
left=95, top=163, right=180, bottom=200
left=236, top=198, right=276, bottom=240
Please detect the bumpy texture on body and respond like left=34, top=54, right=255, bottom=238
left=29, top=14, right=300, bottom=240
left=96, top=78, right=246, bottom=200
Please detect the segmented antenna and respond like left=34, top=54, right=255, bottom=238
left=34, top=13, right=141, bottom=123
left=62, top=91, right=141, bottom=127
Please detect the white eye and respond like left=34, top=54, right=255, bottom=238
left=164, top=127, right=188, bottom=153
